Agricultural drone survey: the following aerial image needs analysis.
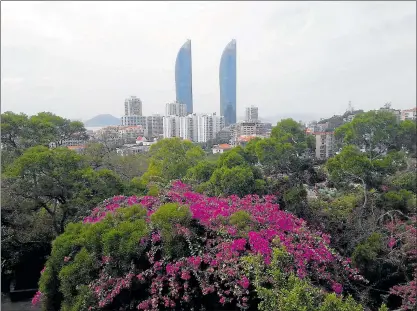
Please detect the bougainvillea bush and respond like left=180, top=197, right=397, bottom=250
left=34, top=181, right=367, bottom=311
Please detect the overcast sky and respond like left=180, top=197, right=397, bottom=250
left=1, top=1, right=416, bottom=122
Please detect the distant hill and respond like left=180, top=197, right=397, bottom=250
left=83, top=114, right=120, bottom=127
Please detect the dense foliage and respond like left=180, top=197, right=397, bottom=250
left=34, top=181, right=365, bottom=311
left=2, top=110, right=416, bottom=311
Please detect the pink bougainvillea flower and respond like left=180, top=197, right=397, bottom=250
left=332, top=282, right=343, bottom=294
left=239, top=276, right=250, bottom=289
left=31, top=291, right=42, bottom=306
left=388, top=237, right=396, bottom=249
left=74, top=180, right=367, bottom=310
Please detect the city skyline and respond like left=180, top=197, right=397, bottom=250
left=219, top=39, right=237, bottom=125
left=1, top=2, right=415, bottom=121
left=175, top=39, right=193, bottom=114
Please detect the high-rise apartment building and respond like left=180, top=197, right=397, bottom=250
left=163, top=116, right=180, bottom=138
left=314, top=131, right=335, bottom=160
left=175, top=40, right=193, bottom=114
left=145, top=115, right=164, bottom=138
left=219, top=39, right=237, bottom=126
left=197, top=113, right=225, bottom=143
left=179, top=114, right=199, bottom=142
left=163, top=113, right=224, bottom=143
left=121, top=115, right=147, bottom=127
left=166, top=101, right=187, bottom=117
left=245, top=106, right=258, bottom=122
left=124, top=96, right=142, bottom=116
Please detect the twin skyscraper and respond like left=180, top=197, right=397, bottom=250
left=175, top=39, right=237, bottom=126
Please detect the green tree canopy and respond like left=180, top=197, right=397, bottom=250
left=4, top=146, right=124, bottom=234
left=141, top=138, right=205, bottom=184
left=1, top=111, right=88, bottom=156
left=335, top=111, right=415, bottom=157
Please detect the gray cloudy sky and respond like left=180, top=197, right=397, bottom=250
left=1, top=1, right=416, bottom=122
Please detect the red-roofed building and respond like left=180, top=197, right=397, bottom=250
left=212, top=144, right=232, bottom=154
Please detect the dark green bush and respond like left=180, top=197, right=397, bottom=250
left=39, top=206, right=149, bottom=310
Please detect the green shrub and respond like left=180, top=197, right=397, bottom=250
left=150, top=203, right=191, bottom=231
left=318, top=294, right=362, bottom=311
left=147, top=184, right=160, bottom=197
left=102, top=219, right=148, bottom=261
left=383, top=190, right=416, bottom=212
left=39, top=206, right=149, bottom=310
left=241, top=247, right=364, bottom=311
left=150, top=203, right=192, bottom=257
left=352, top=232, right=383, bottom=268
left=58, top=248, right=97, bottom=306
left=389, top=172, right=416, bottom=192
left=229, top=210, right=253, bottom=235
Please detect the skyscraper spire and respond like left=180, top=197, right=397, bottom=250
left=175, top=40, right=193, bottom=114
left=219, top=39, right=237, bottom=125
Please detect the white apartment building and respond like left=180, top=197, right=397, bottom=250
left=163, top=113, right=224, bottom=143
left=179, top=114, right=198, bottom=141
left=166, top=101, right=187, bottom=117
left=245, top=106, right=259, bottom=122
left=197, top=114, right=225, bottom=143
left=145, top=115, right=164, bottom=138
left=124, top=96, right=142, bottom=116
left=314, top=131, right=335, bottom=160
left=121, top=115, right=147, bottom=127
left=163, top=116, right=180, bottom=138
left=401, top=108, right=416, bottom=121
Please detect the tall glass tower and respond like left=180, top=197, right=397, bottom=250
left=219, top=39, right=236, bottom=125
left=175, top=39, right=193, bottom=114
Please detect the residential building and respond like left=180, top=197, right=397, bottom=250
left=245, top=106, right=258, bottom=122
left=135, top=136, right=157, bottom=146
left=179, top=114, right=198, bottom=141
left=163, top=116, right=180, bottom=138
left=216, top=127, right=232, bottom=143
left=162, top=113, right=224, bottom=143
left=197, top=113, right=224, bottom=143
left=166, top=101, right=187, bottom=117
left=232, top=135, right=261, bottom=147
left=232, top=121, right=271, bottom=138
left=118, top=126, right=144, bottom=140
left=116, top=144, right=151, bottom=156
left=401, top=107, right=416, bottom=121
left=307, top=121, right=329, bottom=133
left=145, top=115, right=164, bottom=139
left=121, top=115, right=147, bottom=127
left=175, top=40, right=193, bottom=114
left=49, top=139, right=88, bottom=148
left=94, top=126, right=144, bottom=144
left=124, top=96, right=142, bottom=116
left=212, top=144, right=232, bottom=154
left=314, top=131, right=335, bottom=160
left=219, top=39, right=237, bottom=126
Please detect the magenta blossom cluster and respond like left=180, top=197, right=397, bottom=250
left=37, top=180, right=365, bottom=310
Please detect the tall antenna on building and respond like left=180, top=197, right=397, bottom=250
left=347, top=101, right=354, bottom=113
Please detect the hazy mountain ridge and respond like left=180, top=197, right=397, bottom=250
left=83, top=114, right=120, bottom=127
